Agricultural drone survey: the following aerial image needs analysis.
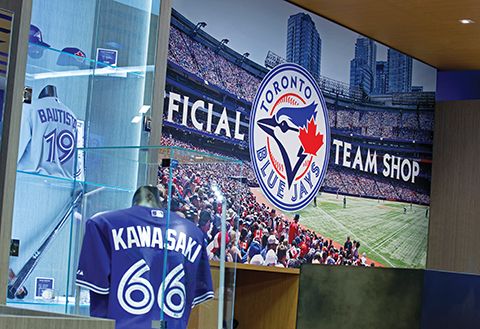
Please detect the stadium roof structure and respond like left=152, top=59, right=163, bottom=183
left=171, top=9, right=268, bottom=79
left=288, top=0, right=480, bottom=70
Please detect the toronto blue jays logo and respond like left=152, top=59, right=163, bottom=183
left=74, top=50, right=85, bottom=60
left=250, top=63, right=330, bottom=212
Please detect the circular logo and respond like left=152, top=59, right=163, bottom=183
left=249, top=63, right=330, bottom=212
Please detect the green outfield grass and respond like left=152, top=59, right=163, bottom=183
left=298, top=193, right=429, bottom=268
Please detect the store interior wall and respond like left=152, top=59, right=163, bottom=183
left=297, top=265, right=480, bottom=329
left=428, top=72, right=480, bottom=274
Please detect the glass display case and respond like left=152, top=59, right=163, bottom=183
left=7, top=0, right=162, bottom=310
left=9, top=0, right=160, bottom=302
left=8, top=146, right=242, bottom=329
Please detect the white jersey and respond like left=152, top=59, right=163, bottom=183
left=17, top=96, right=77, bottom=178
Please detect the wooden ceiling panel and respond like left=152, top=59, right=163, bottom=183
left=288, top=0, right=480, bottom=69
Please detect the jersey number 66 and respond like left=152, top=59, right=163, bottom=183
left=117, top=259, right=186, bottom=318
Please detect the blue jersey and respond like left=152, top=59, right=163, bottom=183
left=76, top=206, right=214, bottom=329
left=18, top=96, right=77, bottom=178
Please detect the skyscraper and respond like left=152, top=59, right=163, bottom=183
left=286, top=13, right=321, bottom=80
left=387, top=49, right=413, bottom=93
left=349, top=37, right=377, bottom=94
left=374, top=61, right=388, bottom=94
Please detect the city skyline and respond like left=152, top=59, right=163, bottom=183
left=172, top=0, right=436, bottom=91
left=349, top=37, right=377, bottom=94
left=387, top=49, right=413, bottom=93
left=375, top=61, right=388, bottom=94
left=286, top=13, right=321, bottom=80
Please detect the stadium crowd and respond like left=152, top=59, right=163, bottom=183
left=322, top=167, right=430, bottom=204
left=330, top=107, right=434, bottom=143
left=168, top=26, right=261, bottom=102
left=157, top=144, right=375, bottom=268
left=163, top=134, right=430, bottom=205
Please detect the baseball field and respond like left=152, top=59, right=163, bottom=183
left=298, top=192, right=429, bottom=268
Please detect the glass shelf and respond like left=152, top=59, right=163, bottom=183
left=26, top=42, right=153, bottom=81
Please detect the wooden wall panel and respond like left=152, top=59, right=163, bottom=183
left=288, top=0, right=480, bottom=70
left=427, top=100, right=480, bottom=274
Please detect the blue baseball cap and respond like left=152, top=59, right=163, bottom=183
left=29, top=25, right=50, bottom=48
left=57, top=47, right=89, bottom=68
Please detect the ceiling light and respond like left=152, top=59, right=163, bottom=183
left=139, top=105, right=150, bottom=114
left=459, top=19, right=475, bottom=24
left=131, top=115, right=142, bottom=123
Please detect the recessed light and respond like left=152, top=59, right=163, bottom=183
left=459, top=19, right=475, bottom=24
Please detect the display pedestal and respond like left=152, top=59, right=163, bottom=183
left=189, top=262, right=300, bottom=329
left=234, top=264, right=299, bottom=329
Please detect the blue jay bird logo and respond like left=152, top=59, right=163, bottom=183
left=257, top=101, right=323, bottom=188
left=249, top=63, right=330, bottom=212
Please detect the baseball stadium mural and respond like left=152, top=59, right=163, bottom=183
left=162, top=0, right=436, bottom=268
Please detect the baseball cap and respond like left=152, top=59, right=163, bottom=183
left=267, top=235, right=279, bottom=245
left=28, top=25, right=50, bottom=59
left=29, top=25, right=50, bottom=47
left=56, top=47, right=90, bottom=68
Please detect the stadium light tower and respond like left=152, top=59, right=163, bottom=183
left=238, top=52, right=250, bottom=64
left=192, top=21, right=207, bottom=35
left=216, top=38, right=229, bottom=53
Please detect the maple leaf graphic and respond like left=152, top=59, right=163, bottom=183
left=298, top=118, right=324, bottom=156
